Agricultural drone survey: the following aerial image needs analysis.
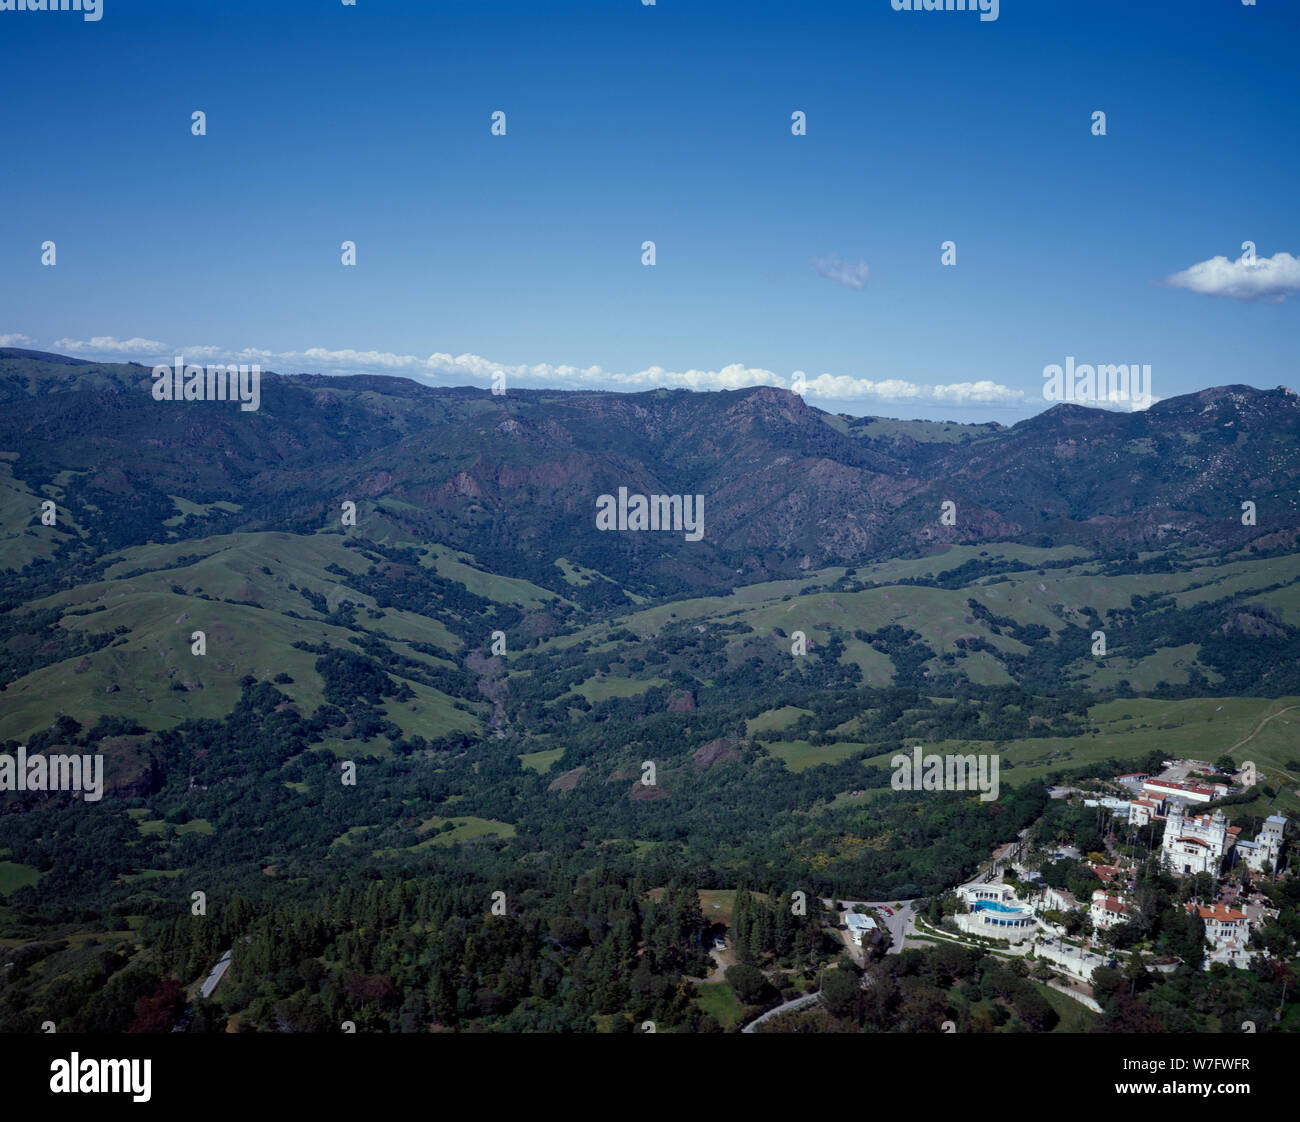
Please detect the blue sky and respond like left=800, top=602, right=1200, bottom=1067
left=1, top=0, right=1297, bottom=422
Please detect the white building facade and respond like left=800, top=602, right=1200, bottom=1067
left=1161, top=804, right=1231, bottom=877
left=1090, top=890, right=1131, bottom=930
left=1239, top=815, right=1287, bottom=874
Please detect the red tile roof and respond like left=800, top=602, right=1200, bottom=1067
left=1197, top=905, right=1246, bottom=922
left=1146, top=779, right=1214, bottom=796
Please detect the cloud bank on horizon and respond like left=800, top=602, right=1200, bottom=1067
left=0, top=332, right=1176, bottom=414
left=33, top=334, right=1026, bottom=405
left=16, top=233, right=1290, bottom=419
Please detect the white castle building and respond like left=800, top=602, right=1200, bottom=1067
left=1161, top=804, right=1234, bottom=876
left=1235, top=815, right=1288, bottom=874
left=1159, top=803, right=1288, bottom=879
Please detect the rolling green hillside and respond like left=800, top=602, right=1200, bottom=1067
left=2, top=356, right=1299, bottom=1037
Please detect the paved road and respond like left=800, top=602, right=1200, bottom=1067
left=824, top=898, right=917, bottom=954
left=742, top=991, right=821, bottom=1033
left=687, top=943, right=730, bottom=985
left=172, top=947, right=233, bottom=1032
left=199, top=948, right=232, bottom=999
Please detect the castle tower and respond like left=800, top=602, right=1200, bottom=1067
left=1257, top=816, right=1288, bottom=869
left=1210, top=808, right=1227, bottom=855
left=1162, top=802, right=1183, bottom=860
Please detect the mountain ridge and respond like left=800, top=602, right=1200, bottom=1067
left=2, top=352, right=1297, bottom=597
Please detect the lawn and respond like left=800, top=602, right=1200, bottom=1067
left=119, top=868, right=185, bottom=883
left=744, top=706, right=813, bottom=736
left=694, top=981, right=746, bottom=1030
left=135, top=817, right=215, bottom=837
left=0, top=861, right=41, bottom=895
left=375, top=816, right=519, bottom=851
left=572, top=675, right=667, bottom=703
left=698, top=888, right=741, bottom=926
left=519, top=747, right=565, bottom=774
left=764, top=740, right=864, bottom=773
left=1036, top=979, right=1100, bottom=1032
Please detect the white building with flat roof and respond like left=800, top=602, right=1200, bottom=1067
left=845, top=912, right=877, bottom=945
left=1145, top=778, right=1215, bottom=804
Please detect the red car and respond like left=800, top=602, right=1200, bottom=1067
left=882, top=908, right=893, bottom=916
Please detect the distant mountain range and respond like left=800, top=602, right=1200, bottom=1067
left=3, top=349, right=1298, bottom=600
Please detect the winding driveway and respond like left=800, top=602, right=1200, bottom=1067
left=742, top=991, right=822, bottom=1033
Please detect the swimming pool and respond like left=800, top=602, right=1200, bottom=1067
left=959, top=887, right=1037, bottom=936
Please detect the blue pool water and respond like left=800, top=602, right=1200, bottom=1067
left=974, top=900, right=1023, bottom=914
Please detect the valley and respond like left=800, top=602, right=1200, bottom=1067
left=0, top=353, right=1297, bottom=1034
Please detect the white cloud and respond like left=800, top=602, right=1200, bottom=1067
left=1161, top=250, right=1300, bottom=302
left=810, top=253, right=871, bottom=290
left=1103, top=389, right=1160, bottom=412
left=53, top=335, right=167, bottom=354
left=23, top=335, right=1026, bottom=408
left=422, top=354, right=787, bottom=393
left=298, top=347, right=430, bottom=370
left=0, top=333, right=35, bottom=347
left=799, top=372, right=1026, bottom=405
